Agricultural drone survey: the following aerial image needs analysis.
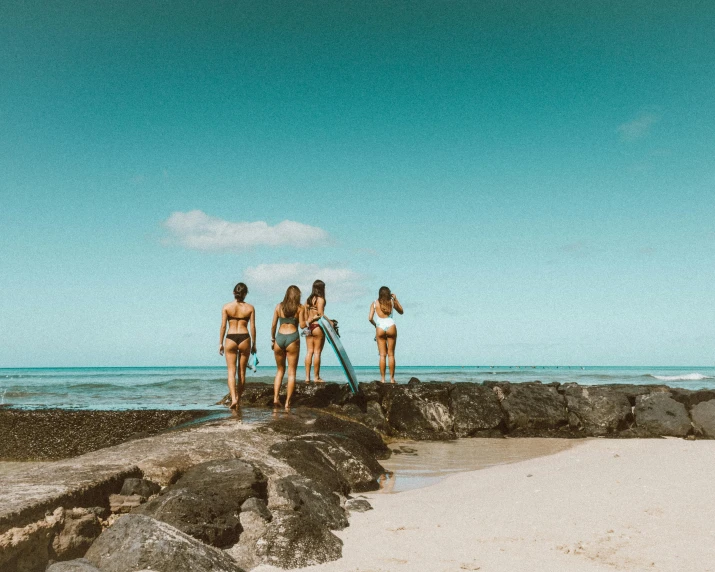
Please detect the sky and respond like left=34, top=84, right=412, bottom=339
left=2, top=0, right=715, bottom=367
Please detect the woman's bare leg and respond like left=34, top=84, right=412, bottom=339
left=386, top=326, right=398, bottom=383
left=304, top=335, right=314, bottom=383
left=273, top=345, right=286, bottom=406
left=236, top=337, right=251, bottom=406
left=285, top=339, right=300, bottom=410
left=376, top=329, right=387, bottom=384
left=313, top=328, right=326, bottom=382
left=224, top=338, right=239, bottom=408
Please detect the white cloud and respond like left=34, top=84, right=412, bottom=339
left=162, top=210, right=329, bottom=250
left=243, top=263, right=369, bottom=302
left=617, top=112, right=660, bottom=142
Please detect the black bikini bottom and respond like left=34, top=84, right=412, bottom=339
left=226, top=333, right=250, bottom=345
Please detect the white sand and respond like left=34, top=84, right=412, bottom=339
left=257, top=438, right=715, bottom=572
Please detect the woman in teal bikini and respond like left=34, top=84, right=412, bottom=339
left=219, top=282, right=256, bottom=409
left=271, top=285, right=306, bottom=410
left=368, top=286, right=403, bottom=384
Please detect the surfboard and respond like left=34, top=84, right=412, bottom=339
left=318, top=316, right=359, bottom=394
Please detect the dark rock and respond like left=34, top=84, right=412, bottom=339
left=46, top=559, right=100, bottom=572
left=380, top=383, right=455, bottom=440
left=291, top=383, right=353, bottom=408
left=51, top=508, right=103, bottom=561
left=563, top=385, right=633, bottom=436
left=670, top=388, right=715, bottom=410
left=269, top=475, right=348, bottom=530
left=258, top=511, right=343, bottom=568
left=119, top=477, right=161, bottom=498
left=450, top=383, right=505, bottom=437
left=109, top=494, right=143, bottom=513
left=135, top=459, right=266, bottom=547
left=225, top=506, right=271, bottom=570
left=345, top=498, right=372, bottom=512
left=312, top=413, right=391, bottom=459
left=602, top=384, right=669, bottom=406
left=499, top=382, right=568, bottom=434
left=407, top=377, right=421, bottom=384
left=240, top=497, right=272, bottom=521
left=635, top=393, right=692, bottom=437
left=84, top=514, right=243, bottom=572
left=270, top=433, right=384, bottom=494
left=690, top=399, right=715, bottom=438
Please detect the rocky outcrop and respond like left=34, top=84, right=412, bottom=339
left=450, top=383, right=505, bottom=437
left=380, top=383, right=454, bottom=440
left=135, top=459, right=267, bottom=548
left=691, top=400, right=715, bottom=438
left=635, top=393, right=692, bottom=437
left=84, top=514, right=243, bottom=572
left=270, top=433, right=384, bottom=495
left=497, top=382, right=569, bottom=434
left=50, top=508, right=103, bottom=561
left=563, top=385, right=633, bottom=436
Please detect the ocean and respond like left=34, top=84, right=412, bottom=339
left=1, top=366, right=714, bottom=411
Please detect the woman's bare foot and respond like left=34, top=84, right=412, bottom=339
left=304, top=379, right=311, bottom=384
left=272, top=401, right=281, bottom=409
left=314, top=378, right=325, bottom=383
left=229, top=400, right=239, bottom=410
left=390, top=379, right=396, bottom=384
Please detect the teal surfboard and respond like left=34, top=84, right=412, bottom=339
left=318, top=316, right=359, bottom=394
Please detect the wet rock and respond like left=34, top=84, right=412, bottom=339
left=292, top=383, right=353, bottom=408
left=603, top=384, right=669, bottom=406
left=380, top=383, right=455, bottom=440
left=345, top=498, right=372, bottom=512
left=109, top=494, right=143, bottom=513
left=670, top=388, right=715, bottom=410
left=119, top=477, right=161, bottom=498
left=499, top=383, right=568, bottom=434
left=46, top=559, right=100, bottom=572
left=635, top=393, right=692, bottom=437
left=135, top=459, right=266, bottom=548
left=269, top=475, right=348, bottom=530
left=84, top=514, right=243, bottom=572
left=270, top=433, right=384, bottom=494
left=563, top=385, right=633, bottom=436
left=51, top=508, right=103, bottom=561
left=450, top=383, right=505, bottom=437
left=690, top=399, right=715, bottom=438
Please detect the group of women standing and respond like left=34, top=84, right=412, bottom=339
left=219, top=280, right=404, bottom=411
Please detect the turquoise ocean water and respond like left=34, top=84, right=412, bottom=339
left=1, top=366, right=714, bottom=410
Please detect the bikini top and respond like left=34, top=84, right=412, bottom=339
left=279, top=316, right=298, bottom=326
left=228, top=315, right=248, bottom=322
left=374, top=301, right=393, bottom=318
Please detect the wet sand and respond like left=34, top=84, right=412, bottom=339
left=378, top=438, right=578, bottom=493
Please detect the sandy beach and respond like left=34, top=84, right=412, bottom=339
left=255, top=438, right=715, bottom=572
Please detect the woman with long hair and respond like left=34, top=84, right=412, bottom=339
left=303, top=279, right=330, bottom=383
left=271, top=285, right=306, bottom=410
left=368, top=286, right=404, bottom=384
left=219, top=282, right=256, bottom=409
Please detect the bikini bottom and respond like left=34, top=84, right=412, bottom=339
left=275, top=331, right=300, bottom=350
left=226, top=333, right=250, bottom=345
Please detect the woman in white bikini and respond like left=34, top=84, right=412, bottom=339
left=271, top=285, right=306, bottom=410
left=219, top=283, right=256, bottom=409
left=303, top=279, right=330, bottom=383
left=368, top=286, right=404, bottom=384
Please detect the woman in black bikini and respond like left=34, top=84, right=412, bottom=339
left=219, top=282, right=256, bottom=409
left=271, top=285, right=306, bottom=410
left=303, top=279, right=329, bottom=383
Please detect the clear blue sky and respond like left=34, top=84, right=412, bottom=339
left=2, top=1, right=714, bottom=367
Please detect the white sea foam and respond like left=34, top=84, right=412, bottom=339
left=650, top=373, right=711, bottom=382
